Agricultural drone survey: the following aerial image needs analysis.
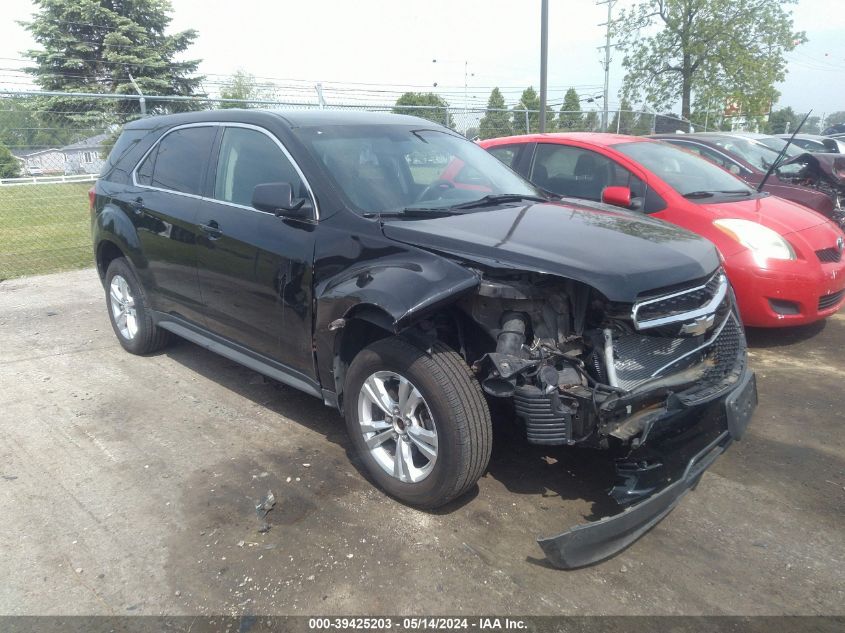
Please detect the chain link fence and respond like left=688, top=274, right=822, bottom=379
left=0, top=90, right=693, bottom=279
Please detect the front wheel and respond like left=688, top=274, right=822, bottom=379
left=344, top=338, right=492, bottom=508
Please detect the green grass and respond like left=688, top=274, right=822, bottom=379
left=0, top=182, right=94, bottom=279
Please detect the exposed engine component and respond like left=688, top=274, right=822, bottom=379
left=461, top=268, right=744, bottom=448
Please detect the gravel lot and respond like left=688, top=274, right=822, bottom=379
left=1, top=268, right=843, bottom=616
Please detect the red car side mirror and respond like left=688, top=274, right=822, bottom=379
left=602, top=186, right=632, bottom=208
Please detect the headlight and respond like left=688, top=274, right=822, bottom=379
left=713, top=218, right=795, bottom=261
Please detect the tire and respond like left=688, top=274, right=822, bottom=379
left=104, top=257, right=171, bottom=355
left=344, top=337, right=492, bottom=508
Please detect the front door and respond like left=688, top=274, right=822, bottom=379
left=195, top=125, right=318, bottom=379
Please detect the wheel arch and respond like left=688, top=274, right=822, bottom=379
left=331, top=304, right=401, bottom=414
left=93, top=202, right=147, bottom=284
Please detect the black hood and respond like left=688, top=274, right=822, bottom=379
left=381, top=202, right=720, bottom=303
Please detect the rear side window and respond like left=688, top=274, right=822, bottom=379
left=488, top=145, right=520, bottom=168
left=137, top=127, right=215, bottom=195
left=212, top=127, right=306, bottom=207
left=102, top=129, right=146, bottom=172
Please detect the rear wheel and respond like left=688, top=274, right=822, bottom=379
left=344, top=337, right=492, bottom=508
left=104, top=258, right=171, bottom=355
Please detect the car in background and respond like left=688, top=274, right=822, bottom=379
left=823, top=123, right=845, bottom=136
left=775, top=133, right=845, bottom=154
left=651, top=132, right=840, bottom=222
left=728, top=131, right=805, bottom=156
left=480, top=133, right=845, bottom=328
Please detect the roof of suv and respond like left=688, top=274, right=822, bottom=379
left=123, top=108, right=445, bottom=131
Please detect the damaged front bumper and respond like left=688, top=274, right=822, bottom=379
left=537, top=367, right=757, bottom=569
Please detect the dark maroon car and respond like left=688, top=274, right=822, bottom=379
left=652, top=133, right=841, bottom=225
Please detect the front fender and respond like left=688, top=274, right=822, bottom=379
left=312, top=240, right=480, bottom=393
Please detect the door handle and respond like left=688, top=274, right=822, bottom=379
left=200, top=221, right=223, bottom=239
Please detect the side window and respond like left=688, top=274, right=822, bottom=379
left=213, top=127, right=306, bottom=208
left=147, top=127, right=215, bottom=194
left=488, top=145, right=520, bottom=169
left=531, top=144, right=617, bottom=202
left=135, top=145, right=157, bottom=185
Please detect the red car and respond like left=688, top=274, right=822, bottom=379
left=479, top=133, right=845, bottom=327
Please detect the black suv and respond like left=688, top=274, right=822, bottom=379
left=91, top=110, right=757, bottom=568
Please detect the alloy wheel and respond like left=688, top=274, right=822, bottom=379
left=109, top=274, right=138, bottom=340
left=357, top=370, right=438, bottom=483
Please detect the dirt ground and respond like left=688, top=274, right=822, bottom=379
left=0, top=268, right=843, bottom=616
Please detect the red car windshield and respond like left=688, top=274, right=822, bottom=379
left=614, top=141, right=754, bottom=198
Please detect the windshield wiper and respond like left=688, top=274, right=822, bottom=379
left=758, top=109, right=812, bottom=193
left=682, top=189, right=751, bottom=199
left=362, top=207, right=464, bottom=219
left=448, top=193, right=548, bottom=210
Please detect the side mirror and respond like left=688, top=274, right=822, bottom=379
left=602, top=185, right=632, bottom=208
left=252, top=183, right=311, bottom=218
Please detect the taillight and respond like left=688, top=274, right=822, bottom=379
left=88, top=187, right=96, bottom=213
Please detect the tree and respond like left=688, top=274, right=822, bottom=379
left=219, top=70, right=270, bottom=108
left=824, top=111, right=845, bottom=128
left=0, top=96, right=85, bottom=150
left=0, top=143, right=21, bottom=178
left=613, top=0, right=805, bottom=120
left=767, top=106, right=798, bottom=134
left=558, top=88, right=582, bottom=130
left=631, top=109, right=655, bottom=135
left=21, top=0, right=204, bottom=123
left=803, top=115, right=821, bottom=135
left=582, top=110, right=599, bottom=132
left=512, top=87, right=555, bottom=134
left=609, top=99, right=636, bottom=134
left=393, top=92, right=452, bottom=128
left=478, top=88, right=512, bottom=139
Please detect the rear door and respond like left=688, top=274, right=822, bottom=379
left=196, top=124, right=318, bottom=378
left=132, top=125, right=217, bottom=323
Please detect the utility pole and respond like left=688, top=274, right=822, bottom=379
left=597, top=0, right=616, bottom=132
left=539, top=0, right=549, bottom=132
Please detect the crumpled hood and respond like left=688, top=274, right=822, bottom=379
left=782, top=151, right=845, bottom=184
left=381, top=201, right=720, bottom=303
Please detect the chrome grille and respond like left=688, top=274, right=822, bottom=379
left=631, top=270, right=728, bottom=332
left=612, top=312, right=739, bottom=392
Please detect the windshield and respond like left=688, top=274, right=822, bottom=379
left=614, top=140, right=754, bottom=197
left=294, top=125, right=540, bottom=214
left=754, top=136, right=805, bottom=159
left=706, top=136, right=799, bottom=170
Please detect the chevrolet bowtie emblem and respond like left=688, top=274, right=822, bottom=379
left=680, top=314, right=716, bottom=336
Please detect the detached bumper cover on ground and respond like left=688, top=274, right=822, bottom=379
left=538, top=369, right=758, bottom=569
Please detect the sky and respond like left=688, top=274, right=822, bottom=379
left=1, top=0, right=843, bottom=116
